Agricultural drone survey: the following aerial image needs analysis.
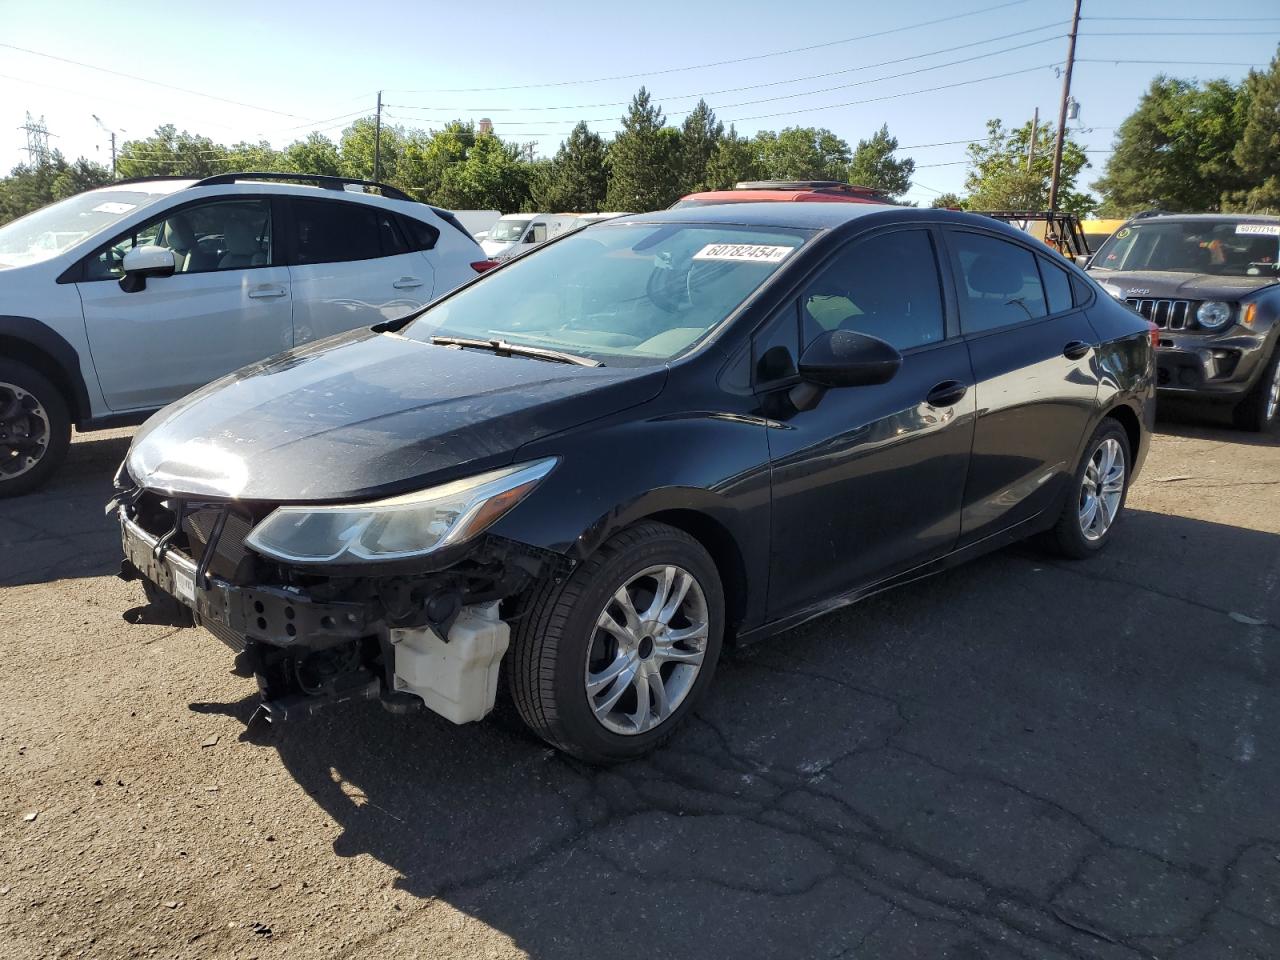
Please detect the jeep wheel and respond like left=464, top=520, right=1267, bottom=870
left=1233, top=347, right=1280, bottom=433
left=0, top=359, right=71, bottom=498
left=509, top=521, right=724, bottom=763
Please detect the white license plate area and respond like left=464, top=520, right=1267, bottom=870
left=170, top=564, right=196, bottom=605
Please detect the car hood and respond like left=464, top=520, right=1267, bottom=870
left=480, top=239, right=518, bottom=258
left=1091, top=270, right=1279, bottom=302
left=127, top=329, right=665, bottom=503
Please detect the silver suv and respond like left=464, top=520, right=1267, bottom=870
left=0, top=173, right=491, bottom=495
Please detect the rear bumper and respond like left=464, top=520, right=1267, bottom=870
left=119, top=511, right=372, bottom=652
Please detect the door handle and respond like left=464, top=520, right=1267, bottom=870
left=392, top=277, right=424, bottom=289
left=248, top=286, right=287, bottom=300
left=925, top=380, right=968, bottom=407
left=1063, top=340, right=1092, bottom=360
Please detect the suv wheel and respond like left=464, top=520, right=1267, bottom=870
left=1233, top=347, right=1280, bottom=433
left=508, top=521, right=724, bottom=763
left=0, top=359, right=71, bottom=498
left=1045, top=419, right=1131, bottom=559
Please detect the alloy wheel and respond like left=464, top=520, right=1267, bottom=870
left=1267, top=358, right=1280, bottom=424
left=585, top=564, right=709, bottom=736
left=1078, top=437, right=1126, bottom=542
left=0, top=381, right=51, bottom=481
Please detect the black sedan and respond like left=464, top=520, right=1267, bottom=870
left=1087, top=213, right=1280, bottom=431
left=114, top=203, right=1155, bottom=762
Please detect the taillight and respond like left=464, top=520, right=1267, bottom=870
left=1148, top=321, right=1160, bottom=349
left=470, top=259, right=500, bottom=273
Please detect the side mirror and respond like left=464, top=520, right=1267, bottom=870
left=1074, top=254, right=1093, bottom=268
left=119, top=245, right=176, bottom=293
left=791, top=329, right=902, bottom=412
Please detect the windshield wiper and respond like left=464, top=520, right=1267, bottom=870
left=430, top=336, right=602, bottom=367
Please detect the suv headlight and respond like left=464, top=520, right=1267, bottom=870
left=1196, top=301, right=1233, bottom=330
left=244, top=458, right=557, bottom=563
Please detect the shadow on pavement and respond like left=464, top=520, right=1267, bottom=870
left=216, top=507, right=1280, bottom=959
left=0, top=432, right=132, bottom=586
left=1156, top=397, right=1280, bottom=447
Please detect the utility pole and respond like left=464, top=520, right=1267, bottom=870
left=1026, top=107, right=1039, bottom=172
left=373, top=90, right=383, bottom=182
left=1048, top=0, right=1082, bottom=212
left=92, top=114, right=119, bottom=178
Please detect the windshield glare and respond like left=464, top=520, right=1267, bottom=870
left=0, top=190, right=161, bottom=268
left=407, top=223, right=812, bottom=365
left=488, top=219, right=531, bottom=242
left=1093, top=220, right=1280, bottom=277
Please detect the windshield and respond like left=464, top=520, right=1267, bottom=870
left=405, top=222, right=813, bottom=365
left=488, top=218, right=532, bottom=242
left=0, top=190, right=164, bottom=269
left=1092, top=220, right=1280, bottom=278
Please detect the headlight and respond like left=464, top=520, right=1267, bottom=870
left=1196, top=301, right=1233, bottom=330
left=244, top=458, right=557, bottom=563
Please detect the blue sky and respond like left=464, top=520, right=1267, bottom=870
left=1, top=0, right=1276, bottom=205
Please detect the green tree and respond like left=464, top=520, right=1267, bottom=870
left=702, top=125, right=761, bottom=190
left=678, top=99, right=724, bottom=193
left=965, top=118, right=1093, bottom=215
left=847, top=124, right=915, bottom=200
left=436, top=133, right=532, bottom=212
left=753, top=126, right=851, bottom=181
left=0, top=152, right=113, bottom=224
left=398, top=122, right=474, bottom=202
left=1092, top=76, right=1248, bottom=215
left=340, top=117, right=404, bottom=183
left=606, top=87, right=683, bottom=211
left=929, top=192, right=965, bottom=209
left=531, top=122, right=609, bottom=211
left=280, top=133, right=342, bottom=177
left=116, top=125, right=226, bottom=178
left=1228, top=49, right=1280, bottom=212
left=224, top=140, right=280, bottom=172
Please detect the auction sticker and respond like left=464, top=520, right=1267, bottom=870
left=693, top=243, right=794, bottom=264
left=1236, top=224, right=1280, bottom=236
left=93, top=201, right=136, bottom=215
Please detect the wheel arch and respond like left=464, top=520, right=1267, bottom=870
left=644, top=508, right=750, bottom=639
left=0, top=317, right=92, bottom=423
left=1102, top=402, right=1142, bottom=464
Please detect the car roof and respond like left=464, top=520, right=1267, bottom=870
left=86, top=177, right=434, bottom=213
left=1129, top=213, right=1280, bottom=225
left=612, top=202, right=1023, bottom=233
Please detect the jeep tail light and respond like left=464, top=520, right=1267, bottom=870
left=470, top=259, right=500, bottom=273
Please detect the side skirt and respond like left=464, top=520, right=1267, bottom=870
left=735, top=511, right=1052, bottom=647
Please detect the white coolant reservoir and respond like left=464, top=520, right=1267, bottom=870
left=390, top=602, right=510, bottom=724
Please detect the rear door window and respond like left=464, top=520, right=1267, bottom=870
left=948, top=231, right=1048, bottom=334
left=1039, top=258, right=1074, bottom=314
left=291, top=199, right=382, bottom=265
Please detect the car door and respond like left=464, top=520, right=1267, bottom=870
left=763, top=226, right=976, bottom=617
left=942, top=228, right=1100, bottom=545
left=76, top=196, right=292, bottom=412
left=285, top=198, right=436, bottom=346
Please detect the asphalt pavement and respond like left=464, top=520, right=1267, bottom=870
left=1, top=409, right=1278, bottom=960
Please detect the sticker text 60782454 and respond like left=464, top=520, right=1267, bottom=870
left=692, top=243, right=795, bottom=264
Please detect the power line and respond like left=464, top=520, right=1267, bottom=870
left=1084, top=15, right=1280, bottom=21
left=0, top=42, right=314, bottom=121
left=1079, top=30, right=1274, bottom=36
left=387, top=21, right=1067, bottom=115
left=725, top=62, right=1058, bottom=124
left=386, top=0, right=1035, bottom=94
left=1077, top=59, right=1267, bottom=67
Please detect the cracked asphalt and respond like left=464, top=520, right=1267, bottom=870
left=2, top=408, right=1278, bottom=959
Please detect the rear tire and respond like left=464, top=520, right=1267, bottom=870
left=0, top=359, right=71, bottom=498
left=508, top=521, right=724, bottom=763
left=1232, top=347, right=1280, bottom=433
left=1044, top=419, right=1131, bottom=560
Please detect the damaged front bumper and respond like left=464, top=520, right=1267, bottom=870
left=116, top=500, right=557, bottom=725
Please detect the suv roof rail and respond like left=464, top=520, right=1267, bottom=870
left=191, top=172, right=417, bottom=202
left=109, top=175, right=202, bottom=186
left=1130, top=209, right=1172, bottom=220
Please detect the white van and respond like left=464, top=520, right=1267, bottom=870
left=480, top=213, right=578, bottom=260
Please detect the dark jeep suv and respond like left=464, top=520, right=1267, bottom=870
left=1088, top=213, right=1280, bottom=431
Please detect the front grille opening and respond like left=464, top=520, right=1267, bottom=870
left=1127, top=298, right=1192, bottom=330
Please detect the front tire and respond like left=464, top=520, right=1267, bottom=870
left=0, top=359, right=71, bottom=498
left=508, top=521, right=724, bottom=763
left=1232, top=346, right=1280, bottom=433
left=1045, top=419, right=1131, bottom=560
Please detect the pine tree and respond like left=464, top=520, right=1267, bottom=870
left=1229, top=50, right=1280, bottom=212
left=703, top=126, right=761, bottom=190
left=847, top=124, right=915, bottom=200
left=606, top=88, right=683, bottom=211
left=532, top=122, right=609, bottom=212
left=679, top=99, right=724, bottom=194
